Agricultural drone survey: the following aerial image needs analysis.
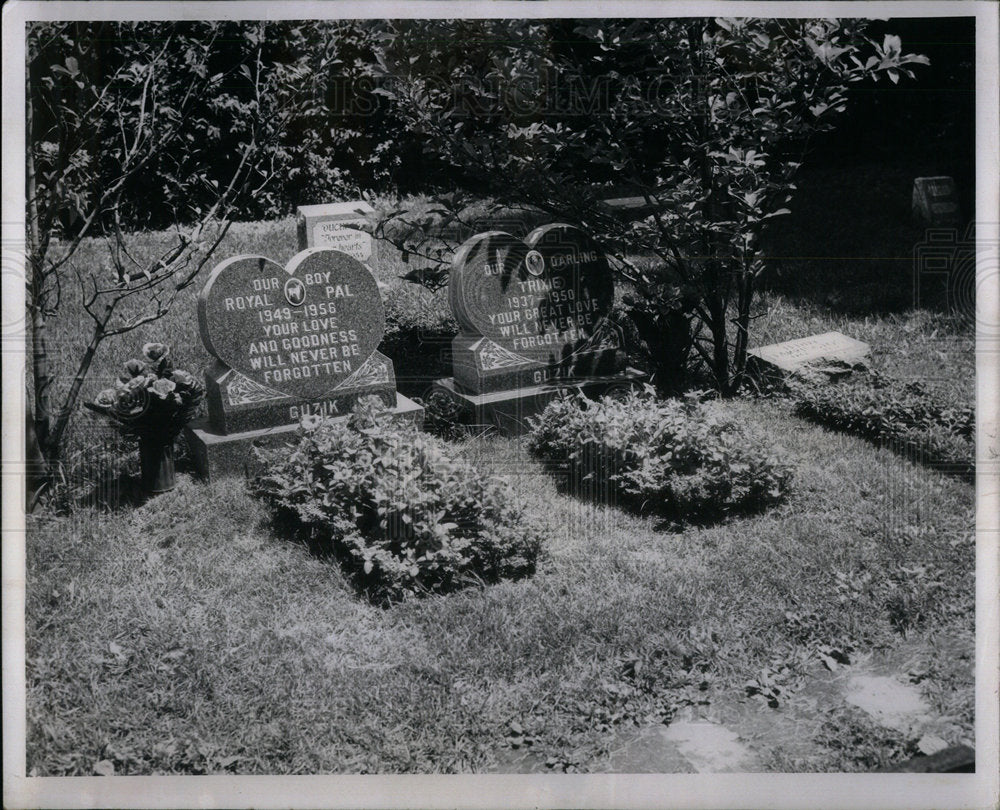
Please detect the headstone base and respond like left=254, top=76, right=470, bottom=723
left=431, top=368, right=648, bottom=436
left=184, top=393, right=424, bottom=481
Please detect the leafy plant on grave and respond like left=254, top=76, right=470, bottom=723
left=252, top=396, right=543, bottom=604
left=791, top=372, right=974, bottom=476
left=526, top=385, right=792, bottom=520
left=372, top=18, right=928, bottom=394
left=417, top=389, right=478, bottom=442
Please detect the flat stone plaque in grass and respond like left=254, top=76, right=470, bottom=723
left=185, top=246, right=422, bottom=479
left=748, top=331, right=870, bottom=384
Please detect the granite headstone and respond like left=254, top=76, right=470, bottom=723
left=449, top=223, right=626, bottom=392
left=433, top=223, right=645, bottom=434
left=912, top=176, right=961, bottom=227
left=185, top=247, right=422, bottom=479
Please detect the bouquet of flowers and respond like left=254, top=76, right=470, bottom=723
left=85, top=343, right=204, bottom=441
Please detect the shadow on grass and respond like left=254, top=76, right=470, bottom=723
left=44, top=433, right=204, bottom=514
left=535, top=455, right=789, bottom=533
left=760, top=163, right=975, bottom=319
left=793, top=418, right=976, bottom=485
left=255, top=508, right=383, bottom=603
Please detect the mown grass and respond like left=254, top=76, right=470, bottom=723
left=27, top=394, right=974, bottom=774
left=26, top=189, right=976, bottom=773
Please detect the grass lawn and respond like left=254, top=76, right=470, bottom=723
left=25, top=205, right=976, bottom=774
left=26, top=400, right=974, bottom=774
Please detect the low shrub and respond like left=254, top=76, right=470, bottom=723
left=527, top=386, right=792, bottom=519
left=253, top=397, right=542, bottom=603
left=792, top=373, right=974, bottom=475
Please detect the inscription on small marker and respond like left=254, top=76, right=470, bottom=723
left=912, top=176, right=961, bottom=226
left=296, top=200, right=375, bottom=260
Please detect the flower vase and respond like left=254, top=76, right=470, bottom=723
left=139, top=435, right=176, bottom=494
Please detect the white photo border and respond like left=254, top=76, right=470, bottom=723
left=3, top=2, right=997, bottom=808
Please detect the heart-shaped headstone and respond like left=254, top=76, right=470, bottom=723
left=448, top=223, right=614, bottom=365
left=198, top=248, right=385, bottom=400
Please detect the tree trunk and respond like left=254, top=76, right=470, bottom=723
left=30, top=302, right=53, bottom=458
left=25, top=402, right=49, bottom=511
left=26, top=80, right=54, bottom=463
left=686, top=26, right=733, bottom=396
left=46, top=322, right=107, bottom=463
left=627, top=306, right=692, bottom=393
left=707, top=290, right=730, bottom=395
left=661, top=310, right=692, bottom=393
left=731, top=270, right=754, bottom=390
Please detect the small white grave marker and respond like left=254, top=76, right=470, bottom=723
left=296, top=201, right=374, bottom=260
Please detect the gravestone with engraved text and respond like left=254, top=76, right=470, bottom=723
left=748, top=331, right=870, bottom=385
left=296, top=201, right=374, bottom=261
left=432, top=223, right=645, bottom=434
left=185, top=247, right=421, bottom=479
left=912, top=176, right=961, bottom=227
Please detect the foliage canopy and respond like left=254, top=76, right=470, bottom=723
left=373, top=18, right=928, bottom=392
